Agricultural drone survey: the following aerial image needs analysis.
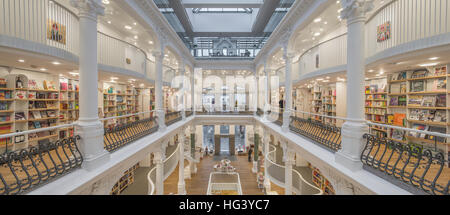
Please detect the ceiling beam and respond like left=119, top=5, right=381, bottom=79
left=251, top=0, right=281, bottom=34
left=168, top=0, right=194, bottom=36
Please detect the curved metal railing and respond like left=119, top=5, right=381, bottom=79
left=265, top=144, right=322, bottom=195
left=147, top=142, right=180, bottom=195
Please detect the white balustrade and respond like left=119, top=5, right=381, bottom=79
left=365, top=0, right=450, bottom=58
left=0, top=0, right=79, bottom=55
left=296, top=34, right=347, bottom=77
left=265, top=144, right=323, bottom=195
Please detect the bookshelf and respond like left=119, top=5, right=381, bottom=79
left=321, top=85, right=337, bottom=125
left=365, top=78, right=388, bottom=138
left=110, top=163, right=139, bottom=195
left=311, top=85, right=322, bottom=122
left=310, top=165, right=335, bottom=195
left=373, top=64, right=449, bottom=162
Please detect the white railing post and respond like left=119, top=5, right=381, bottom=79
left=281, top=141, right=295, bottom=195
left=335, top=0, right=373, bottom=172
left=178, top=128, right=186, bottom=195
left=70, top=0, right=109, bottom=170
left=263, top=132, right=271, bottom=192
left=154, top=144, right=165, bottom=195
left=153, top=51, right=166, bottom=131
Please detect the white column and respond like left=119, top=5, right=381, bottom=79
left=254, top=74, right=259, bottom=116
left=282, top=51, right=294, bottom=132
left=263, top=132, right=271, bottom=192
left=178, top=129, right=186, bottom=194
left=154, top=150, right=164, bottom=195
left=153, top=51, right=166, bottom=131
left=71, top=0, right=109, bottom=170
left=295, top=153, right=308, bottom=167
left=335, top=0, right=373, bottom=172
left=282, top=142, right=295, bottom=195
left=191, top=69, right=195, bottom=115
left=189, top=125, right=197, bottom=174
left=179, top=62, right=186, bottom=120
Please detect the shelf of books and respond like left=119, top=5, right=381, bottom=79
left=126, top=85, right=139, bottom=122
left=311, top=85, right=323, bottom=122
left=321, top=85, right=337, bottom=125
left=309, top=164, right=335, bottom=195
left=0, top=73, right=75, bottom=153
left=110, top=163, right=139, bottom=195
left=372, top=64, right=449, bottom=162
left=365, top=78, right=388, bottom=138
left=59, top=78, right=79, bottom=139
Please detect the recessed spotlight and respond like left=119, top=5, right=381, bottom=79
left=102, top=0, right=110, bottom=4
left=149, top=41, right=154, bottom=44
left=111, top=77, right=119, bottom=80
left=124, top=25, right=132, bottom=30
left=134, top=35, right=138, bottom=39
left=314, top=32, right=321, bottom=36
left=40, top=68, right=47, bottom=71
left=314, top=18, right=322, bottom=23
left=133, top=22, right=137, bottom=26
left=69, top=72, right=79, bottom=76
left=107, top=21, right=111, bottom=24
left=18, top=59, right=25, bottom=63
left=419, top=62, right=439, bottom=67
left=368, top=69, right=375, bottom=73
left=52, top=61, right=61, bottom=65
left=428, top=57, right=439, bottom=60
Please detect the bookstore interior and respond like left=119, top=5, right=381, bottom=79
left=0, top=0, right=449, bottom=197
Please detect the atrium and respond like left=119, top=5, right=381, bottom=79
left=0, top=0, right=448, bottom=197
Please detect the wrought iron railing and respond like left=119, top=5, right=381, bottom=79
left=165, top=111, right=182, bottom=126
left=186, top=109, right=193, bottom=118
left=361, top=134, right=450, bottom=195
left=195, top=111, right=254, bottom=115
left=103, top=117, right=158, bottom=152
left=289, top=116, right=342, bottom=152
left=0, top=136, right=83, bottom=195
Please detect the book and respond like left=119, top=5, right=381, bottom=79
left=410, top=81, right=425, bottom=92
left=391, top=129, right=405, bottom=141
left=32, top=111, right=42, bottom=119
left=393, top=113, right=406, bottom=126
left=28, top=80, right=37, bottom=89
left=15, top=112, right=26, bottom=121
left=411, top=69, right=428, bottom=79
left=15, top=91, right=27, bottom=99
left=410, top=124, right=427, bottom=138
left=427, top=126, right=446, bottom=143
left=389, top=97, right=398, bottom=106
left=60, top=82, right=68, bottom=91
left=421, top=96, right=436, bottom=107
left=408, top=95, right=423, bottom=106
left=436, top=95, right=446, bottom=107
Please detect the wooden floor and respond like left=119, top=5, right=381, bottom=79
left=163, top=155, right=284, bottom=195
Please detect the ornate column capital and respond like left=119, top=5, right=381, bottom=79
left=70, top=0, right=104, bottom=20
left=340, top=0, right=374, bottom=23
left=152, top=51, right=164, bottom=61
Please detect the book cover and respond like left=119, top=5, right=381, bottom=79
left=436, top=95, right=446, bottom=107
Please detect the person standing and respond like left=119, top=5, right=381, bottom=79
left=248, top=145, right=254, bottom=162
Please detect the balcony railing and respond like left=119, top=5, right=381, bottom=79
left=265, top=144, right=323, bottom=195
left=195, top=110, right=255, bottom=116
left=147, top=142, right=180, bottom=195
left=102, top=113, right=158, bottom=152
left=0, top=135, right=82, bottom=195
left=362, top=129, right=450, bottom=195
left=165, top=111, right=182, bottom=126
left=289, top=116, right=342, bottom=152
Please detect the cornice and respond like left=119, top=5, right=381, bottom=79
left=194, top=60, right=255, bottom=71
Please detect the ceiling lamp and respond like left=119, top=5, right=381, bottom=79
left=314, top=18, right=322, bottom=23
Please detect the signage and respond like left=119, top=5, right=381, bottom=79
left=377, top=21, right=391, bottom=42
left=47, top=19, right=66, bottom=44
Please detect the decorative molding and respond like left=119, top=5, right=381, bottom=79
left=340, top=0, right=374, bottom=21
left=70, top=0, right=105, bottom=20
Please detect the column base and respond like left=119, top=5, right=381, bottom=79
left=178, top=182, right=186, bottom=195
left=264, top=178, right=271, bottom=193
left=76, top=120, right=110, bottom=171
left=335, top=121, right=367, bottom=172
left=282, top=110, right=291, bottom=132
left=335, top=151, right=363, bottom=172
left=82, top=151, right=110, bottom=171
left=252, top=161, right=258, bottom=173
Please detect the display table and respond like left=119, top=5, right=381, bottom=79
left=213, top=159, right=236, bottom=173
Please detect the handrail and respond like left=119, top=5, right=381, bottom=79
left=0, top=123, right=76, bottom=139
left=265, top=144, right=322, bottom=195
left=294, top=33, right=348, bottom=64
left=147, top=142, right=181, bottom=195
left=100, top=110, right=155, bottom=122
left=288, top=109, right=450, bottom=139
left=147, top=166, right=157, bottom=195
